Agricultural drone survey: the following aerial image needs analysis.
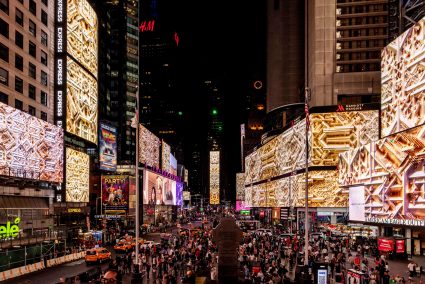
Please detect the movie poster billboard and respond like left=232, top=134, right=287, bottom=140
left=99, top=123, right=117, bottom=171
left=143, top=170, right=176, bottom=205
left=170, top=153, right=177, bottom=176
left=101, top=175, right=129, bottom=213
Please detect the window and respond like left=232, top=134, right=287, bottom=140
left=41, top=10, right=47, bottom=26
left=41, top=111, right=47, bottom=121
left=41, top=30, right=47, bottom=46
left=29, top=20, right=36, bottom=36
left=15, top=8, right=23, bottom=26
left=15, top=54, right=23, bottom=70
left=29, top=0, right=36, bottom=15
left=29, top=41, right=36, bottom=57
left=0, top=18, right=8, bottom=38
left=0, top=91, right=8, bottom=104
left=41, top=50, right=47, bottom=65
left=40, top=90, right=47, bottom=106
left=15, top=31, right=23, bottom=48
left=28, top=105, right=36, bottom=116
left=0, top=43, right=8, bottom=62
left=28, top=84, right=36, bottom=100
left=41, top=0, right=48, bottom=6
left=15, top=99, right=23, bottom=110
left=41, top=71, right=47, bottom=86
left=29, top=62, right=36, bottom=78
left=15, top=76, right=23, bottom=93
left=0, top=67, right=8, bottom=85
left=0, top=0, right=8, bottom=14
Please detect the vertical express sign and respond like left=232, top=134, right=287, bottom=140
left=54, top=0, right=66, bottom=128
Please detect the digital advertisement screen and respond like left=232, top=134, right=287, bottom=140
left=67, top=0, right=98, bottom=77
left=99, top=123, right=117, bottom=172
left=339, top=124, right=425, bottom=226
left=176, top=182, right=183, bottom=206
left=183, top=191, right=191, bottom=201
left=170, top=153, right=177, bottom=176
left=236, top=201, right=250, bottom=211
left=101, top=175, right=129, bottom=213
left=66, top=148, right=89, bottom=202
left=66, top=58, right=98, bottom=144
left=139, top=125, right=160, bottom=168
left=161, top=141, right=170, bottom=172
left=236, top=172, right=245, bottom=201
left=349, top=186, right=365, bottom=222
left=209, top=151, right=220, bottom=205
left=381, top=16, right=425, bottom=137
left=0, top=102, right=64, bottom=183
left=143, top=170, right=176, bottom=205
left=184, top=168, right=188, bottom=184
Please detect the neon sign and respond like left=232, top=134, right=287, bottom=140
left=174, top=32, right=179, bottom=46
left=0, top=218, right=21, bottom=239
left=139, top=20, right=155, bottom=32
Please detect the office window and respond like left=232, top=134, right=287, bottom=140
left=28, top=84, right=36, bottom=100
left=29, top=62, right=36, bottom=79
left=15, top=31, right=23, bottom=48
left=41, top=50, right=47, bottom=65
left=15, top=8, right=23, bottom=26
left=28, top=105, right=36, bottom=116
left=41, top=10, right=47, bottom=26
left=0, top=91, right=8, bottom=104
left=40, top=90, right=47, bottom=106
left=41, top=71, right=47, bottom=86
left=41, top=0, right=48, bottom=6
left=0, top=43, right=8, bottom=62
left=29, top=0, right=36, bottom=15
left=0, top=0, right=8, bottom=14
left=0, top=68, right=8, bottom=86
left=29, top=41, right=36, bottom=57
left=41, top=30, right=47, bottom=46
left=29, top=20, right=36, bottom=36
left=15, top=76, right=23, bottom=93
left=41, top=111, right=47, bottom=121
left=15, top=99, right=23, bottom=110
left=15, top=54, right=23, bottom=71
left=0, top=18, right=8, bottom=38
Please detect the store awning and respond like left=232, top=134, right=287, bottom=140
left=0, top=196, right=49, bottom=209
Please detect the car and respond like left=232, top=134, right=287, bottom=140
left=85, top=248, right=112, bottom=264
left=113, top=239, right=133, bottom=252
left=255, top=228, right=273, bottom=237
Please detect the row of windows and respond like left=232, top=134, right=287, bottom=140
left=0, top=91, right=48, bottom=121
left=337, top=51, right=381, bottom=61
left=338, top=4, right=387, bottom=14
left=0, top=68, right=48, bottom=95
left=337, top=16, right=388, bottom=26
left=0, top=0, right=48, bottom=25
left=336, top=63, right=380, bottom=72
left=337, top=39, right=387, bottom=49
left=337, top=28, right=387, bottom=38
left=0, top=45, right=48, bottom=79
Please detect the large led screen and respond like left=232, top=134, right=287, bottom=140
left=170, top=153, right=177, bottom=176
left=381, top=16, right=425, bottom=137
left=99, top=123, right=117, bottom=172
left=236, top=172, right=245, bottom=201
left=67, top=0, right=98, bottom=77
left=176, top=182, right=183, bottom=206
left=161, top=141, right=170, bottom=172
left=339, top=124, right=425, bottom=224
left=0, top=102, right=64, bottom=182
left=66, top=148, right=89, bottom=202
left=101, top=175, right=129, bottom=213
left=139, top=125, right=160, bottom=168
left=209, top=151, right=220, bottom=205
left=66, top=58, right=98, bottom=144
left=349, top=186, right=365, bottom=222
left=184, top=168, right=188, bottom=184
left=143, top=170, right=177, bottom=205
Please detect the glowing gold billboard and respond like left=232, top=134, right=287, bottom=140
left=381, top=16, right=425, bottom=137
left=138, top=125, right=160, bottom=168
left=209, top=151, right=220, bottom=205
left=67, top=0, right=98, bottom=77
left=161, top=141, right=171, bottom=172
left=66, top=58, right=98, bottom=144
left=236, top=172, right=245, bottom=201
left=66, top=148, right=89, bottom=202
left=0, top=102, right=64, bottom=183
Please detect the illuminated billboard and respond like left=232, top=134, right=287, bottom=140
left=161, top=141, right=170, bottom=172
left=101, top=175, right=129, bottom=213
left=67, top=0, right=98, bottom=77
left=236, top=172, right=245, bottom=201
left=99, top=123, right=117, bottom=172
left=339, top=124, right=425, bottom=225
left=209, top=151, right=220, bottom=205
left=184, top=168, right=188, bottom=184
left=381, top=16, right=425, bottom=137
left=0, top=102, right=64, bottom=182
left=176, top=182, right=183, bottom=206
left=170, top=153, right=177, bottom=176
left=66, top=148, right=89, bottom=202
left=143, top=170, right=177, bottom=205
left=183, top=191, right=191, bottom=201
left=139, top=125, right=160, bottom=168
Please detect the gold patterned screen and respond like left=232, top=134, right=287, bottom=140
left=138, top=125, right=160, bottom=168
left=381, top=17, right=425, bottom=137
left=66, top=58, right=98, bottom=144
left=339, top=124, right=425, bottom=220
left=161, top=141, right=171, bottom=172
left=67, top=0, right=98, bottom=77
left=209, top=151, right=220, bottom=205
left=66, top=148, right=89, bottom=202
left=236, top=172, right=245, bottom=200
left=0, top=102, right=64, bottom=182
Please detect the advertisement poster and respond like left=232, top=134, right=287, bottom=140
left=99, top=123, right=117, bottom=171
left=396, top=239, right=405, bottom=253
left=176, top=182, right=183, bottom=206
left=170, top=153, right=177, bottom=176
left=317, top=269, right=327, bottom=284
left=102, top=175, right=129, bottom=213
left=378, top=238, right=394, bottom=252
left=143, top=170, right=176, bottom=205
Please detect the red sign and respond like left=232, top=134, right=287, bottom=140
left=396, top=239, right=405, bottom=253
left=378, top=238, right=394, bottom=252
left=259, top=211, right=265, bottom=218
left=139, top=20, right=155, bottom=32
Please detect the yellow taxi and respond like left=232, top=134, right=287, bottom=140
left=131, top=238, right=144, bottom=248
left=113, top=239, right=133, bottom=252
left=85, top=247, right=112, bottom=264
